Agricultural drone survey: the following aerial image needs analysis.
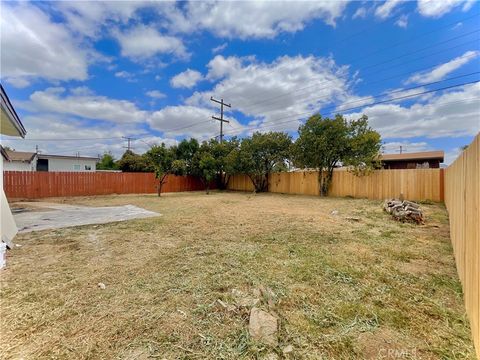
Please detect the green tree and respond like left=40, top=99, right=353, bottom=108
left=209, top=137, right=240, bottom=189
left=175, top=138, right=199, bottom=174
left=294, top=114, right=381, bottom=196
left=117, top=150, right=151, bottom=172
left=97, top=152, right=118, bottom=170
left=191, top=142, right=218, bottom=194
left=144, top=144, right=181, bottom=196
left=237, top=132, right=292, bottom=192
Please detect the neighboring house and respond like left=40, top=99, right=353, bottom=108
left=380, top=151, right=444, bottom=169
left=3, top=150, right=37, bottom=171
left=1, top=84, right=27, bottom=248
left=37, top=154, right=98, bottom=172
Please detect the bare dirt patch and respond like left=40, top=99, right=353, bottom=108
left=0, top=191, right=475, bottom=359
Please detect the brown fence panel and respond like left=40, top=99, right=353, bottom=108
left=3, top=172, right=210, bottom=199
left=229, top=168, right=444, bottom=201
left=444, top=133, right=479, bottom=357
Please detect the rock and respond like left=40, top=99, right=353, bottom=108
left=97, top=282, right=106, bottom=290
left=330, top=210, right=339, bottom=215
left=249, top=307, right=278, bottom=346
left=283, top=345, right=293, bottom=354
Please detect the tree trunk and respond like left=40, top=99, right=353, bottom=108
left=158, top=175, right=167, bottom=197
left=205, top=184, right=210, bottom=195
left=318, top=169, right=325, bottom=196
left=318, top=168, right=333, bottom=196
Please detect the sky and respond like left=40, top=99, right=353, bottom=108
left=1, top=0, right=479, bottom=164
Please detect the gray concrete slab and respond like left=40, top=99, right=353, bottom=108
left=14, top=203, right=160, bottom=233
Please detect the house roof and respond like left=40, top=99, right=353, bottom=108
left=5, top=150, right=37, bottom=162
left=0, top=145, right=10, bottom=161
left=1, top=84, right=27, bottom=138
left=380, top=151, right=444, bottom=162
left=38, top=154, right=99, bottom=161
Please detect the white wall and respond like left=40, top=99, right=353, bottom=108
left=3, top=158, right=37, bottom=171
left=1, top=155, right=18, bottom=245
left=44, top=158, right=97, bottom=172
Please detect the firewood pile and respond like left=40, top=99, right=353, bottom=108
left=383, top=199, right=424, bottom=224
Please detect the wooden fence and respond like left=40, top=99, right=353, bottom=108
left=444, top=133, right=479, bottom=357
left=3, top=171, right=207, bottom=199
left=228, top=168, right=444, bottom=202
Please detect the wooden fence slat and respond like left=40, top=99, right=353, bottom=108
left=2, top=172, right=211, bottom=199
left=444, top=133, right=479, bottom=357
left=228, top=168, right=443, bottom=202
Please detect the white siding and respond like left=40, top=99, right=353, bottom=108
left=45, top=158, right=97, bottom=172
left=3, top=158, right=37, bottom=171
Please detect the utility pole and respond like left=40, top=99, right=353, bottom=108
left=122, top=136, right=135, bottom=151
left=210, top=96, right=231, bottom=143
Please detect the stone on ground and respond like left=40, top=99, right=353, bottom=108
left=249, top=307, right=278, bottom=346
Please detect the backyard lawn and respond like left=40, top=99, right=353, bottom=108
left=0, top=191, right=475, bottom=359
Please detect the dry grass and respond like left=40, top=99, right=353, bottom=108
left=0, top=191, right=475, bottom=359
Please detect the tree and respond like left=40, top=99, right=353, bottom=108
left=237, top=132, right=292, bottom=192
left=175, top=138, right=199, bottom=174
left=144, top=144, right=182, bottom=196
left=117, top=150, right=151, bottom=172
left=97, top=152, right=118, bottom=170
left=191, top=142, right=217, bottom=194
left=294, top=114, right=381, bottom=196
left=208, top=137, right=240, bottom=189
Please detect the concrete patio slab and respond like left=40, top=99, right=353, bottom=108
left=13, top=202, right=160, bottom=233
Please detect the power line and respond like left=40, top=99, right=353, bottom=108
left=231, top=30, right=480, bottom=113
left=223, top=79, right=480, bottom=136
left=220, top=12, right=480, bottom=98
left=227, top=72, right=479, bottom=133
left=122, top=136, right=135, bottom=151
left=3, top=136, right=124, bottom=142
left=235, top=47, right=479, bottom=117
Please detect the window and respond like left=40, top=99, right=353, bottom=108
left=85, top=165, right=92, bottom=171
left=73, top=164, right=81, bottom=170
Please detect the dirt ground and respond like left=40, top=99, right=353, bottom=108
left=0, top=191, right=475, bottom=359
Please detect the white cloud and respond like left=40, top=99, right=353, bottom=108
left=148, top=105, right=244, bottom=138
left=345, top=83, right=480, bottom=140
left=395, top=14, right=409, bottom=28
left=212, top=43, right=228, bottom=54
left=375, top=0, right=403, bottom=19
left=417, top=0, right=475, bottom=18
left=187, top=55, right=352, bottom=135
left=0, top=3, right=90, bottom=87
left=353, top=7, right=367, bottom=19
left=146, top=90, right=166, bottom=99
left=56, top=1, right=351, bottom=42
left=170, top=69, right=204, bottom=89
left=206, top=55, right=245, bottom=80
left=382, top=141, right=431, bottom=154
left=26, top=87, right=147, bottom=124
left=165, top=1, right=349, bottom=39
left=406, top=50, right=479, bottom=85
left=114, top=71, right=137, bottom=82
left=56, top=1, right=146, bottom=38
left=114, top=25, right=188, bottom=60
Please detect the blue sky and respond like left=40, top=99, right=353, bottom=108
left=1, top=0, right=479, bottom=164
